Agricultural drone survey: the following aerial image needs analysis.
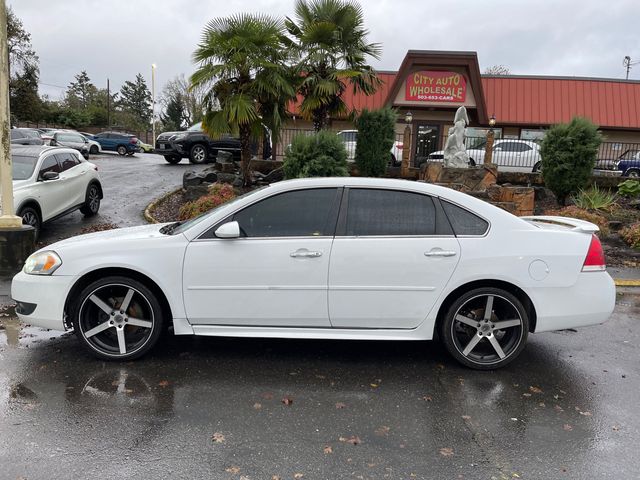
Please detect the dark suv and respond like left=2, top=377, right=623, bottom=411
left=93, top=131, right=140, bottom=156
left=155, top=122, right=243, bottom=164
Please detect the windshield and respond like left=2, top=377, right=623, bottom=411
left=12, top=155, right=38, bottom=180
left=169, top=186, right=269, bottom=235
left=187, top=122, right=203, bottom=132
left=620, top=150, right=640, bottom=160
left=468, top=138, right=487, bottom=149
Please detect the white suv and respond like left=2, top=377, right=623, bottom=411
left=336, top=130, right=404, bottom=166
left=7, top=145, right=103, bottom=238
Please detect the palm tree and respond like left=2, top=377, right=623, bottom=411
left=191, top=14, right=295, bottom=184
left=286, top=0, right=382, bottom=131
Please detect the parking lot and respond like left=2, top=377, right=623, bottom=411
left=1, top=153, right=639, bottom=479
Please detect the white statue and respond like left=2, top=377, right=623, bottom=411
left=443, top=106, right=470, bottom=168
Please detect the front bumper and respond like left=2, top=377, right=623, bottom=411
left=11, top=271, right=77, bottom=331
left=155, top=140, right=183, bottom=157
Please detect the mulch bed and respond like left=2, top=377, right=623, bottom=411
left=150, top=190, right=186, bottom=224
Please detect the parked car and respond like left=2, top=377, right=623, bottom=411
left=11, top=177, right=614, bottom=368
left=7, top=145, right=102, bottom=238
left=92, top=131, right=140, bottom=156
left=137, top=140, right=154, bottom=153
left=10, top=128, right=44, bottom=146
left=336, top=129, right=403, bottom=166
left=79, top=132, right=102, bottom=155
left=47, top=130, right=91, bottom=159
left=609, top=149, right=640, bottom=177
left=428, top=139, right=543, bottom=172
left=155, top=122, right=242, bottom=164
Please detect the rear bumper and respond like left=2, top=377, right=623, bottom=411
left=531, top=271, right=616, bottom=333
left=11, top=271, right=76, bottom=331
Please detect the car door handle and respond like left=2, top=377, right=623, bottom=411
left=424, top=250, right=457, bottom=257
left=290, top=250, right=322, bottom=258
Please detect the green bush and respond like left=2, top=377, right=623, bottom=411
left=618, top=179, right=640, bottom=198
left=179, top=183, right=236, bottom=220
left=540, top=117, right=602, bottom=205
left=283, top=131, right=349, bottom=179
left=621, top=222, right=640, bottom=249
left=355, top=108, right=396, bottom=176
left=571, top=185, right=617, bottom=212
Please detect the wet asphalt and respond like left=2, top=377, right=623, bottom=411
left=1, top=153, right=639, bottom=479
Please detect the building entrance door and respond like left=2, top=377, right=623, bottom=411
left=414, top=124, right=441, bottom=167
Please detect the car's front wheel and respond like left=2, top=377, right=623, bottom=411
left=164, top=155, right=181, bottom=164
left=189, top=144, right=208, bottom=164
left=90, top=145, right=98, bottom=154
left=117, top=145, right=127, bottom=156
left=80, top=183, right=101, bottom=216
left=72, top=276, right=164, bottom=361
left=626, top=168, right=640, bottom=178
left=440, top=287, right=529, bottom=370
left=19, top=205, right=41, bottom=239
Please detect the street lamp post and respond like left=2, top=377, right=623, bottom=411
left=401, top=111, right=413, bottom=177
left=483, top=114, right=497, bottom=165
left=0, top=0, right=35, bottom=274
left=151, top=64, right=156, bottom=146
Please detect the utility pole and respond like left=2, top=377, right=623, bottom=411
left=0, top=0, right=35, bottom=274
left=107, top=78, right=111, bottom=129
left=151, top=64, right=156, bottom=145
left=623, top=56, right=639, bottom=80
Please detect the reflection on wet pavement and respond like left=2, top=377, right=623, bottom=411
left=0, top=290, right=638, bottom=479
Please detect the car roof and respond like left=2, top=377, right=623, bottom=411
left=11, top=145, right=77, bottom=157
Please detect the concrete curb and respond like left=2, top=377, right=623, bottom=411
left=614, top=279, right=640, bottom=287
left=144, top=187, right=183, bottom=224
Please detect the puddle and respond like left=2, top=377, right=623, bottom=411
left=0, top=316, right=65, bottom=348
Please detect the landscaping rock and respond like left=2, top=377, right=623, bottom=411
left=260, top=167, right=284, bottom=184
left=183, top=184, right=209, bottom=202
left=183, top=171, right=204, bottom=188
left=217, top=172, right=239, bottom=185
left=216, top=150, right=233, bottom=163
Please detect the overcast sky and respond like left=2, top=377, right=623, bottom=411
left=10, top=0, right=640, bottom=100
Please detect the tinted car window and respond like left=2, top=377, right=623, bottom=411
left=57, top=133, right=83, bottom=143
left=23, top=129, right=41, bottom=139
left=10, top=130, right=24, bottom=139
left=39, top=155, right=61, bottom=176
left=55, top=152, right=81, bottom=171
left=346, top=189, right=436, bottom=236
left=442, top=201, right=489, bottom=236
left=233, top=188, right=339, bottom=237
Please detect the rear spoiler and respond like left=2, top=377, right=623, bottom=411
left=520, top=216, right=600, bottom=234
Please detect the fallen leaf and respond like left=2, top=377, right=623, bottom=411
left=612, top=425, right=620, bottom=431
left=315, top=374, right=326, bottom=379
left=225, top=466, right=240, bottom=474
left=554, top=405, right=564, bottom=412
left=375, top=426, right=390, bottom=436
left=522, top=393, right=532, bottom=397
left=323, top=445, right=333, bottom=454
left=510, top=418, right=518, bottom=421
left=262, top=392, right=274, bottom=400
left=579, top=411, right=592, bottom=416
left=339, top=435, right=361, bottom=445
left=158, top=380, right=170, bottom=387
left=439, top=447, right=454, bottom=457
left=282, top=396, right=293, bottom=406
left=212, top=432, right=225, bottom=443
left=370, top=383, right=379, bottom=388
left=529, top=386, right=543, bottom=394
left=335, top=402, right=346, bottom=409
left=240, top=476, right=250, bottom=480
left=294, top=474, right=304, bottom=479
left=563, top=424, right=573, bottom=431
left=253, top=403, right=262, bottom=410
left=367, top=463, right=376, bottom=468
left=271, top=476, right=281, bottom=480
left=422, top=395, right=433, bottom=402
left=539, top=402, right=546, bottom=407
left=461, top=415, right=471, bottom=421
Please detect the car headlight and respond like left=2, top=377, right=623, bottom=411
left=24, top=251, right=62, bottom=275
left=172, top=133, right=186, bottom=141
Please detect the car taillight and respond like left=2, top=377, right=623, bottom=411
left=396, top=142, right=403, bottom=149
left=130, top=137, right=138, bottom=144
left=582, top=234, right=606, bottom=272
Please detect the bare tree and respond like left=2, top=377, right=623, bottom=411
left=161, top=74, right=208, bottom=128
left=484, top=65, right=511, bottom=75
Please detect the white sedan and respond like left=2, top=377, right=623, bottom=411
left=11, top=178, right=615, bottom=369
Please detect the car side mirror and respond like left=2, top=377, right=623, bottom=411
left=215, top=221, right=240, bottom=239
left=50, top=139, right=57, bottom=146
left=41, top=171, right=59, bottom=181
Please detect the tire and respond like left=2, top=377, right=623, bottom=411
left=440, top=287, right=529, bottom=370
left=72, top=276, right=165, bottom=361
left=532, top=162, right=542, bottom=173
left=626, top=169, right=640, bottom=178
left=127, top=152, right=135, bottom=156
left=189, top=144, right=208, bottom=164
left=90, top=145, right=98, bottom=154
left=468, top=158, right=476, bottom=167
left=19, top=205, right=41, bottom=239
left=389, top=154, right=400, bottom=167
left=164, top=156, right=181, bottom=164
left=79, top=183, right=101, bottom=217
left=117, top=145, right=127, bottom=156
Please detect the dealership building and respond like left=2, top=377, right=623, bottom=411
left=287, top=50, right=640, bottom=164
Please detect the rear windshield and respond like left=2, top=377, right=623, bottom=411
left=12, top=155, right=38, bottom=180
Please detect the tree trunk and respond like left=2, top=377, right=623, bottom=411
left=239, top=124, right=252, bottom=186
left=312, top=106, right=329, bottom=131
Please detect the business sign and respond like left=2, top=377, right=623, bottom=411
left=405, top=71, right=467, bottom=103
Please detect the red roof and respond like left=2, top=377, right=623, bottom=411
left=482, top=76, right=640, bottom=129
left=300, top=70, right=640, bottom=130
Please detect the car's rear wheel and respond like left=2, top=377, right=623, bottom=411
left=164, top=156, right=181, bottom=164
left=117, top=145, right=127, bottom=156
left=189, top=144, right=207, bottom=164
left=532, top=161, right=542, bottom=173
left=73, top=276, right=164, bottom=361
left=626, top=168, right=640, bottom=178
left=19, top=205, right=41, bottom=239
left=80, top=183, right=101, bottom=216
left=441, top=287, right=529, bottom=370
